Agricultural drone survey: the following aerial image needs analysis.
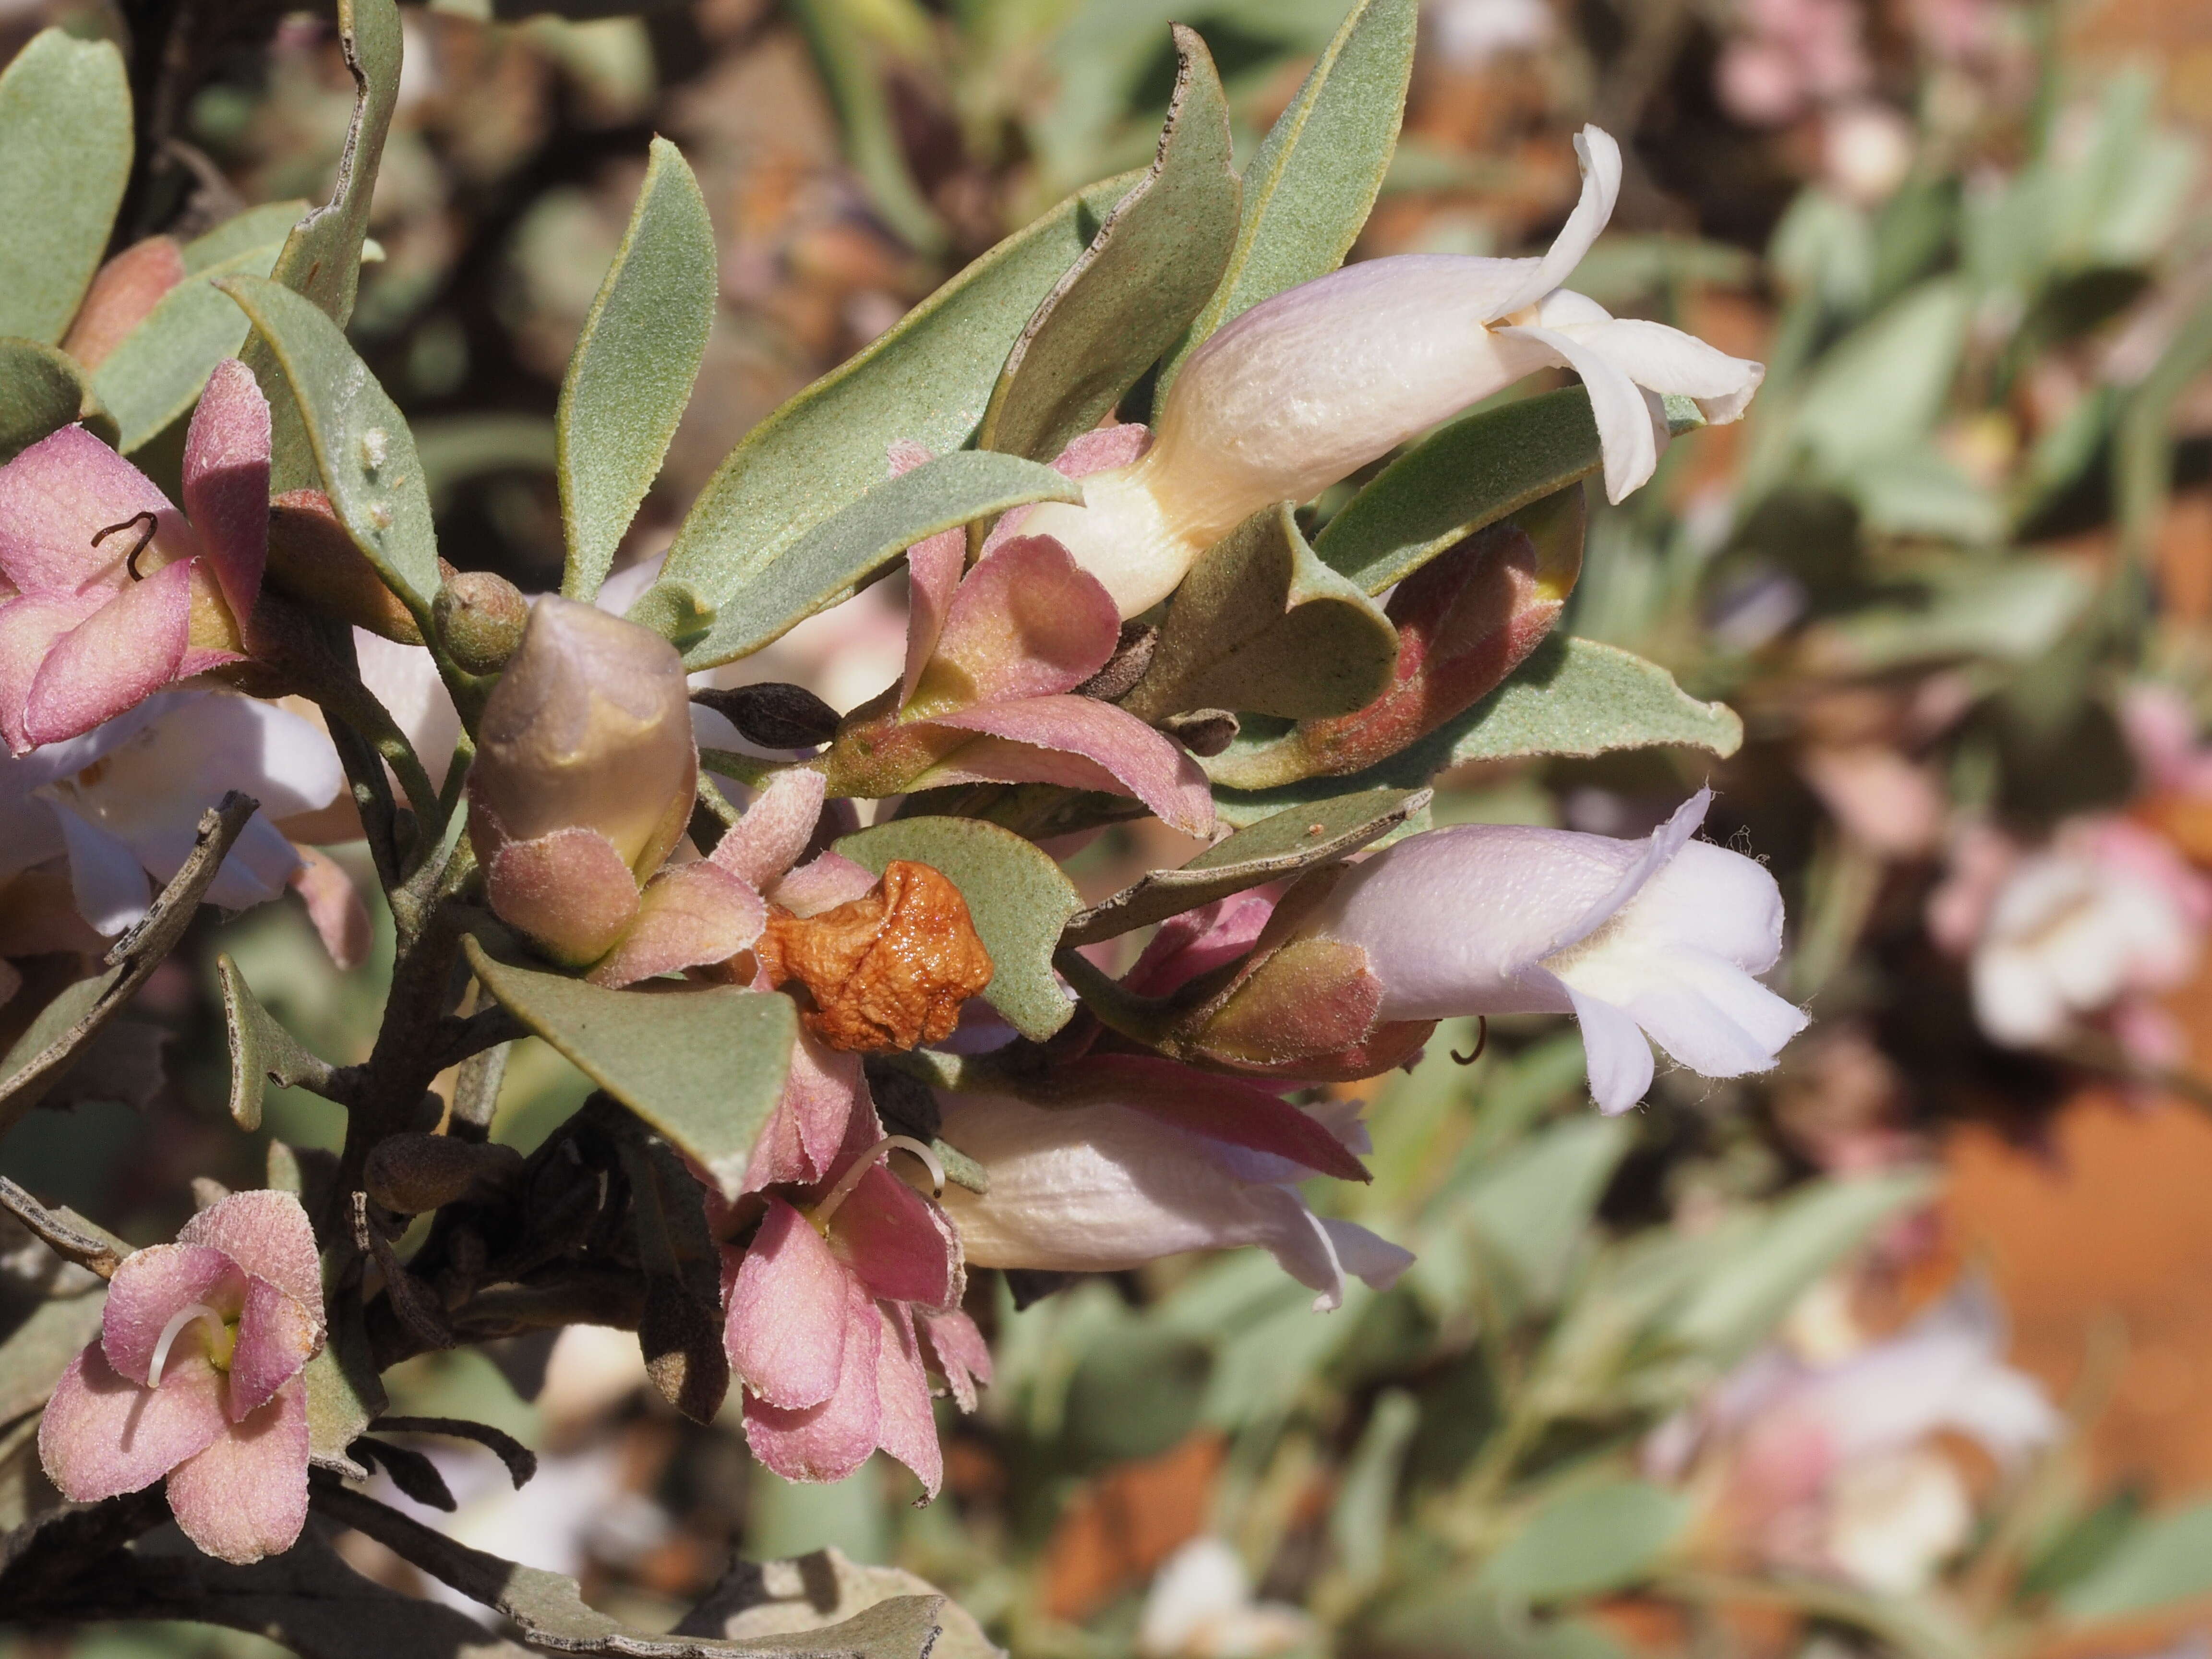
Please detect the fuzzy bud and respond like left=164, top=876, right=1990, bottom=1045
left=434, top=571, right=529, bottom=674
left=469, top=595, right=697, bottom=887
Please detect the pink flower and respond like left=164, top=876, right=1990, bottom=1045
left=816, top=435, right=1213, bottom=836
left=39, top=1190, right=325, bottom=1564
left=720, top=1092, right=987, bottom=1497
left=0, top=360, right=269, bottom=755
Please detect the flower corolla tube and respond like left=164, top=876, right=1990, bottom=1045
left=1019, top=126, right=1765, bottom=615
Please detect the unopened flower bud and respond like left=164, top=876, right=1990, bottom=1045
left=691, top=682, right=842, bottom=749
left=757, top=860, right=994, bottom=1051
left=434, top=571, right=529, bottom=674
left=468, top=595, right=697, bottom=879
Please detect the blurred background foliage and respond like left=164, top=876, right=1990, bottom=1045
left=11, top=0, right=2212, bottom=1656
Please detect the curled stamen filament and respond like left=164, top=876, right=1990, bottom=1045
left=810, top=1135, right=945, bottom=1228
left=91, top=511, right=161, bottom=581
left=147, top=1302, right=224, bottom=1387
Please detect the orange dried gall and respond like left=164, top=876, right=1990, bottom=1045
left=757, top=859, right=994, bottom=1052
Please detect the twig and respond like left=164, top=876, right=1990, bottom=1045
left=0, top=1177, right=128, bottom=1278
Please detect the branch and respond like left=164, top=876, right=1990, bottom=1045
left=0, top=1177, right=128, bottom=1278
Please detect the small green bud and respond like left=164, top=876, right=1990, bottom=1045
left=434, top=571, right=530, bottom=675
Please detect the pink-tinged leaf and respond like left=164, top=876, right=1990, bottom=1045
left=983, top=424, right=1151, bottom=553
left=926, top=537, right=1119, bottom=702
left=769, top=851, right=878, bottom=919
left=100, top=1244, right=244, bottom=1385
left=1066, top=1054, right=1371, bottom=1182
left=180, top=359, right=271, bottom=625
left=178, top=1190, right=324, bottom=1318
left=588, top=860, right=766, bottom=987
left=164, top=1376, right=309, bottom=1564
left=712, top=769, right=826, bottom=890
left=1124, top=894, right=1276, bottom=998
left=826, top=1166, right=961, bottom=1313
left=902, top=532, right=966, bottom=706
left=38, top=1345, right=227, bottom=1503
left=0, top=424, right=180, bottom=597
left=485, top=825, right=642, bottom=968
left=0, top=590, right=107, bottom=752
left=919, top=1310, right=992, bottom=1413
left=62, top=237, right=186, bottom=371
left=725, top=1201, right=851, bottom=1410
left=872, top=1303, right=942, bottom=1499
left=289, top=846, right=372, bottom=971
left=926, top=695, right=1214, bottom=836
left=226, top=1278, right=321, bottom=1419
left=20, top=560, right=192, bottom=749
left=742, top=1276, right=883, bottom=1484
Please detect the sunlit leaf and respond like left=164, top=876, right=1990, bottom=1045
left=0, top=339, right=113, bottom=464
left=0, top=29, right=131, bottom=346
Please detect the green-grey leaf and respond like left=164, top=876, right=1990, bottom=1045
left=1206, top=634, right=1741, bottom=799
left=1476, top=1480, right=1688, bottom=1605
left=1158, top=0, right=1418, bottom=394
left=1063, top=785, right=1429, bottom=946
left=0, top=796, right=256, bottom=1143
left=2059, top=1502, right=2212, bottom=1623
left=0, top=1292, right=108, bottom=1428
left=1124, top=501, right=1398, bottom=721
left=659, top=167, right=1144, bottom=667
left=221, top=273, right=442, bottom=620
left=977, top=25, right=1238, bottom=464
left=560, top=137, right=717, bottom=601
left=1792, top=277, right=1971, bottom=475
left=305, top=1291, right=386, bottom=1474
left=0, top=339, right=113, bottom=464
left=649, top=450, right=1080, bottom=666
left=182, top=200, right=311, bottom=272
left=465, top=939, right=797, bottom=1199
left=627, top=577, right=717, bottom=650
left=95, top=239, right=291, bottom=453
left=691, top=1547, right=995, bottom=1659
left=1317, top=388, right=1616, bottom=596
left=1460, top=1117, right=1633, bottom=1311
left=218, top=954, right=337, bottom=1133
left=247, top=0, right=403, bottom=490
left=0, top=30, right=131, bottom=346
left=1800, top=556, right=2094, bottom=673
left=836, top=817, right=1081, bottom=1041
left=1666, top=1172, right=1935, bottom=1365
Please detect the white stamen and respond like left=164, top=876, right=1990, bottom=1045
left=147, top=1302, right=221, bottom=1388
left=811, top=1134, right=946, bottom=1226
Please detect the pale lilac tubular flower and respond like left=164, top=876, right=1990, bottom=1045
left=0, top=688, right=345, bottom=937
left=0, top=360, right=270, bottom=754
left=1019, top=127, right=1765, bottom=615
left=1644, top=1280, right=2059, bottom=1594
left=935, top=1064, right=1413, bottom=1312
left=1299, top=789, right=1807, bottom=1113
left=40, top=1190, right=326, bottom=1565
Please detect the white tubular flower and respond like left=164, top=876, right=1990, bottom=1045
left=1298, top=790, right=1806, bottom=1113
left=1021, top=125, right=1765, bottom=615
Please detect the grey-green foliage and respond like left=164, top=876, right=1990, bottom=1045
left=657, top=168, right=1143, bottom=668
left=1159, top=0, right=1419, bottom=393
left=978, top=24, right=1238, bottom=464
left=0, top=340, right=113, bottom=463
left=2059, top=1501, right=2212, bottom=1624
left=1475, top=1480, right=1689, bottom=1605
left=0, top=30, right=131, bottom=347
left=559, top=137, right=718, bottom=601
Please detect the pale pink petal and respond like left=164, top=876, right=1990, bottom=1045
left=1572, top=316, right=1764, bottom=425
left=20, top=560, right=193, bottom=748
left=1484, top=126, right=1623, bottom=321
left=872, top=1303, right=943, bottom=1499
left=1560, top=979, right=1656, bottom=1114
left=826, top=1166, right=960, bottom=1313
left=1124, top=893, right=1276, bottom=998
left=768, top=850, right=879, bottom=919
left=925, top=696, right=1214, bottom=835
left=711, top=768, right=827, bottom=889
left=0, top=591, right=108, bottom=751
left=226, top=1277, right=320, bottom=1419
left=742, top=1276, right=883, bottom=1484
left=926, top=537, right=1119, bottom=702
left=164, top=1376, right=309, bottom=1564
left=485, top=825, right=642, bottom=968
left=289, top=845, right=372, bottom=971
left=918, top=1310, right=992, bottom=1413
left=587, top=860, right=766, bottom=987
left=100, top=1244, right=244, bottom=1385
left=982, top=423, right=1152, bottom=552
left=180, top=359, right=271, bottom=625
left=0, top=424, right=179, bottom=596
left=1495, top=321, right=1661, bottom=504
left=902, top=533, right=966, bottom=707
left=744, top=1033, right=871, bottom=1192
left=38, top=1345, right=227, bottom=1502
left=178, top=1190, right=324, bottom=1316
left=1065, top=1055, right=1370, bottom=1182
left=725, top=1201, right=850, bottom=1409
